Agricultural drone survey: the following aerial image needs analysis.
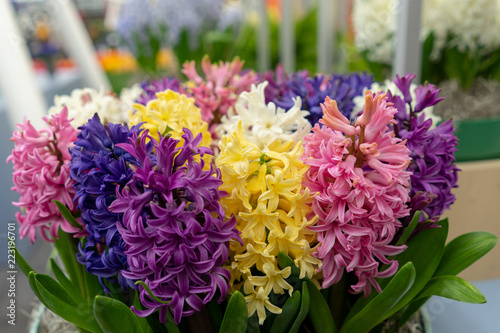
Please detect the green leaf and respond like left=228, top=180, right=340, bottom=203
left=28, top=271, right=43, bottom=305
left=398, top=297, right=428, bottom=327
left=14, top=247, right=34, bottom=276
left=219, top=291, right=247, bottom=333
left=434, top=232, right=498, bottom=277
left=165, top=310, right=181, bottom=333
left=35, top=273, right=78, bottom=306
left=415, top=275, right=486, bottom=304
left=340, top=262, right=416, bottom=333
left=93, top=295, right=145, bottom=333
left=270, top=290, right=301, bottom=333
left=277, top=252, right=301, bottom=276
left=289, top=281, right=310, bottom=333
left=53, top=200, right=82, bottom=229
left=54, top=228, right=86, bottom=298
left=206, top=299, right=224, bottom=332
left=396, top=211, right=421, bottom=246
left=84, top=269, right=104, bottom=301
left=399, top=230, right=496, bottom=326
left=50, top=259, right=86, bottom=304
left=34, top=274, right=102, bottom=332
left=306, top=279, right=337, bottom=333
left=381, top=219, right=448, bottom=320
left=246, top=313, right=260, bottom=333
left=277, top=252, right=336, bottom=333
left=346, top=219, right=448, bottom=324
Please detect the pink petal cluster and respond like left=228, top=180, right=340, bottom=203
left=302, top=92, right=412, bottom=295
left=182, top=56, right=257, bottom=126
left=7, top=107, right=80, bottom=242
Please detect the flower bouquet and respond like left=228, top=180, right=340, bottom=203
left=10, top=57, right=497, bottom=333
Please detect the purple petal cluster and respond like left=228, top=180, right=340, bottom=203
left=136, top=77, right=181, bottom=105
left=391, top=75, right=459, bottom=223
left=109, top=129, right=240, bottom=324
left=69, top=114, right=146, bottom=290
left=260, top=66, right=372, bottom=125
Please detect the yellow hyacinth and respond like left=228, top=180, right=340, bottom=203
left=129, top=90, right=213, bottom=165
left=216, top=121, right=320, bottom=325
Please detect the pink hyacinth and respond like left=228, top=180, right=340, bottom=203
left=7, top=107, right=81, bottom=242
left=302, top=92, right=412, bottom=295
left=182, top=56, right=257, bottom=126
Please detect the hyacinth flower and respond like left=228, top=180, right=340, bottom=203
left=70, top=114, right=146, bottom=290
left=182, top=56, right=257, bottom=127
left=217, top=81, right=311, bottom=151
left=260, top=66, right=373, bottom=125
left=135, top=77, right=182, bottom=105
left=8, top=107, right=81, bottom=242
left=302, top=92, right=412, bottom=295
left=109, top=128, right=240, bottom=324
left=216, top=84, right=320, bottom=324
left=48, top=88, right=130, bottom=128
left=389, top=73, right=459, bottom=224
left=128, top=89, right=213, bottom=166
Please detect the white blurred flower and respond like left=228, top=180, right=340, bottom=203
left=217, top=81, right=311, bottom=151
left=352, top=80, right=441, bottom=127
left=48, top=88, right=129, bottom=128
left=119, top=83, right=144, bottom=114
left=353, top=0, right=500, bottom=64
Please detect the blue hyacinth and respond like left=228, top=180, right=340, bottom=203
left=260, top=67, right=373, bottom=125
left=69, top=114, right=151, bottom=291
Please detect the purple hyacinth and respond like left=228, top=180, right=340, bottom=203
left=70, top=114, right=148, bottom=290
left=260, top=67, right=372, bottom=125
left=109, top=129, right=240, bottom=324
left=391, top=75, right=459, bottom=224
left=136, top=77, right=181, bottom=105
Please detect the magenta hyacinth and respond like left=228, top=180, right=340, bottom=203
left=8, top=107, right=81, bottom=242
left=110, top=129, right=241, bottom=324
left=302, top=92, right=412, bottom=295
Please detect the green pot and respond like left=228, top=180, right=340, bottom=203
left=454, top=116, right=500, bottom=162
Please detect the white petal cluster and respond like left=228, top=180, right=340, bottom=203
left=353, top=0, right=500, bottom=64
left=119, top=83, right=144, bottom=114
left=352, top=80, right=441, bottom=127
left=352, top=0, right=397, bottom=64
left=217, top=81, right=311, bottom=151
left=48, top=88, right=132, bottom=128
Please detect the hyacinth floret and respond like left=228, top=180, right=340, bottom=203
left=302, top=92, right=412, bottom=295
left=110, top=128, right=240, bottom=324
left=136, top=77, right=181, bottom=105
left=217, top=81, right=311, bottom=151
left=261, top=66, right=373, bottom=125
left=390, top=74, right=458, bottom=223
left=128, top=89, right=213, bottom=167
left=182, top=56, right=257, bottom=125
left=70, top=114, right=146, bottom=290
left=8, top=107, right=80, bottom=242
left=217, top=91, right=320, bottom=324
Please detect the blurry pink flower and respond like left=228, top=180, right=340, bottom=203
left=7, top=107, right=81, bottom=242
left=182, top=56, right=257, bottom=126
left=303, top=92, right=412, bottom=295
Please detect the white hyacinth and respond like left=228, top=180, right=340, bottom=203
left=352, top=0, right=500, bottom=64
left=352, top=80, right=441, bottom=127
left=48, top=88, right=132, bottom=128
left=217, top=81, right=311, bottom=151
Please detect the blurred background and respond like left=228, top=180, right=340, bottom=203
left=0, top=0, right=499, bottom=332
